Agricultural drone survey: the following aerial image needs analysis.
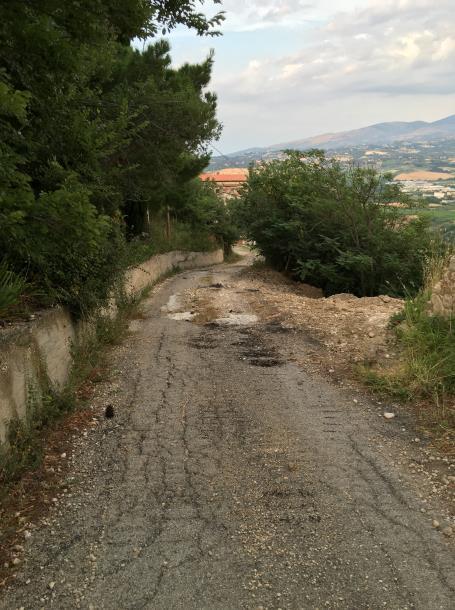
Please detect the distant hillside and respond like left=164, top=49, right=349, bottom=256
left=211, top=114, right=455, bottom=169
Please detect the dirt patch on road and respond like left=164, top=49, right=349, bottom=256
left=185, top=265, right=404, bottom=378
left=241, top=268, right=403, bottom=372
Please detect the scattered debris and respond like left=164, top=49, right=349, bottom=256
left=105, top=405, right=115, bottom=419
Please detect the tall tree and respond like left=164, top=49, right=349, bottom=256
left=0, top=1, right=225, bottom=310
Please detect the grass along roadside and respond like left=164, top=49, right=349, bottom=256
left=361, top=295, right=454, bottom=452
left=360, top=245, right=454, bottom=451
left=0, top=262, right=181, bottom=492
left=0, top=305, right=132, bottom=495
left=124, top=221, right=218, bottom=268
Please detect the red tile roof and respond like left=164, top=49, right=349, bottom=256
left=200, top=171, right=248, bottom=183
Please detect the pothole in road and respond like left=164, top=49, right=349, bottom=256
left=197, top=282, right=226, bottom=290
left=241, top=347, right=271, bottom=358
left=189, top=335, right=218, bottom=350
left=161, top=294, right=197, bottom=321
left=249, top=357, right=283, bottom=367
left=161, top=294, right=181, bottom=313
left=264, top=320, right=293, bottom=334
left=234, top=330, right=285, bottom=367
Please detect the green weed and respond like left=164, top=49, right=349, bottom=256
left=0, top=377, right=75, bottom=490
left=0, top=260, right=27, bottom=318
left=362, top=290, right=455, bottom=439
left=0, top=305, right=132, bottom=490
left=125, top=220, right=217, bottom=268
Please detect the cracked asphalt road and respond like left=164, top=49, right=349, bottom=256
left=1, top=254, right=454, bottom=609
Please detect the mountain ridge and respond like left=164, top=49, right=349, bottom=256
left=220, top=114, right=455, bottom=160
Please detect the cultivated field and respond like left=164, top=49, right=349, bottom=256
left=394, top=170, right=454, bottom=181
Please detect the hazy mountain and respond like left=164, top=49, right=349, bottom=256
left=213, top=115, right=455, bottom=167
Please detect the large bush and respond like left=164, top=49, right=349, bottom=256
left=0, top=185, right=125, bottom=314
left=237, top=151, right=434, bottom=297
left=176, top=180, right=240, bottom=254
left=0, top=2, right=227, bottom=316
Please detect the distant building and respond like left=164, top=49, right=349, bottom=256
left=200, top=168, right=248, bottom=200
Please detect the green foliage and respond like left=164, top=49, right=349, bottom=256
left=125, top=218, right=216, bottom=267
left=394, top=296, right=455, bottom=399
left=0, top=380, right=75, bottom=487
left=125, top=179, right=239, bottom=266
left=111, top=43, right=222, bottom=233
left=0, top=1, right=226, bottom=315
left=1, top=185, right=126, bottom=314
left=176, top=180, right=240, bottom=253
left=237, top=151, right=434, bottom=297
left=0, top=261, right=27, bottom=318
left=362, top=291, right=455, bottom=437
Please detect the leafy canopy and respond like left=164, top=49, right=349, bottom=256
left=237, top=151, right=434, bottom=297
left=0, top=1, right=227, bottom=314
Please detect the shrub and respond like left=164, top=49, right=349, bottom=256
left=394, top=296, right=455, bottom=399
left=362, top=246, right=455, bottom=439
left=0, top=185, right=126, bottom=314
left=0, top=260, right=27, bottom=318
left=174, top=179, right=240, bottom=254
left=236, top=151, right=434, bottom=297
left=363, top=293, right=455, bottom=439
left=125, top=217, right=217, bottom=267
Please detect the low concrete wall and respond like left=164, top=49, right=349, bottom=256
left=0, top=310, right=76, bottom=444
left=0, top=249, right=223, bottom=445
left=429, top=255, right=455, bottom=317
left=124, top=249, right=223, bottom=296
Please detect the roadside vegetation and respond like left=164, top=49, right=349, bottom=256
left=0, top=300, right=131, bottom=491
left=235, top=151, right=454, bottom=442
left=396, top=203, right=455, bottom=243
left=363, top=253, right=455, bottom=445
left=0, top=1, right=237, bottom=319
left=236, top=150, right=435, bottom=298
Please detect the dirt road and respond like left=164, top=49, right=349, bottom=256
left=1, top=253, right=454, bottom=609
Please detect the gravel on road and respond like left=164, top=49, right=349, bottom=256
left=1, top=254, right=454, bottom=610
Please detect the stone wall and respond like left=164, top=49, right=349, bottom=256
left=0, top=249, right=223, bottom=445
left=429, top=255, right=455, bottom=317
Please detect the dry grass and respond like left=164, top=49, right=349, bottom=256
left=394, top=171, right=454, bottom=181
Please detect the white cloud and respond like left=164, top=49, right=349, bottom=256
left=217, top=0, right=352, bottom=31
left=180, top=1, right=455, bottom=150
left=214, top=0, right=455, bottom=100
left=433, top=37, right=455, bottom=61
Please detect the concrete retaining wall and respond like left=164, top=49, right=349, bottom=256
left=124, top=249, right=223, bottom=296
left=0, top=249, right=223, bottom=445
left=429, top=255, right=455, bottom=317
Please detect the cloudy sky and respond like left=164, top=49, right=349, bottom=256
left=165, top=0, right=455, bottom=153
